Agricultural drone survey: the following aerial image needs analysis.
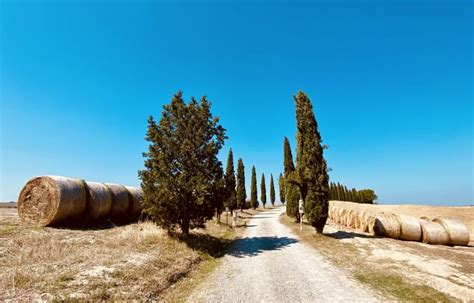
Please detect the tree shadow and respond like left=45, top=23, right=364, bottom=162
left=228, top=236, right=298, bottom=258
left=325, top=230, right=376, bottom=240
left=178, top=233, right=234, bottom=258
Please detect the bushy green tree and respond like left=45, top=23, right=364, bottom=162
left=237, top=159, right=246, bottom=211
left=224, top=149, right=237, bottom=211
left=261, top=173, right=267, bottom=208
left=359, top=189, right=378, bottom=204
left=250, top=166, right=258, bottom=209
left=278, top=173, right=286, bottom=204
left=294, top=91, right=329, bottom=233
left=270, top=174, right=276, bottom=206
left=139, top=91, right=226, bottom=235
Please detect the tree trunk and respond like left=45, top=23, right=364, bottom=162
left=181, top=221, right=190, bottom=236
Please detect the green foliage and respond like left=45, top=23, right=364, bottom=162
left=224, top=149, right=237, bottom=211
left=260, top=173, right=267, bottom=208
left=270, top=174, right=276, bottom=206
left=294, top=91, right=329, bottom=233
left=139, top=91, right=226, bottom=235
left=250, top=166, right=258, bottom=209
left=278, top=173, right=286, bottom=204
left=328, top=183, right=377, bottom=204
left=236, top=159, right=246, bottom=211
left=283, top=137, right=295, bottom=176
left=285, top=171, right=301, bottom=219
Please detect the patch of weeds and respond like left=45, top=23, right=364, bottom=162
left=355, top=272, right=456, bottom=302
left=91, top=286, right=111, bottom=301
left=56, top=272, right=75, bottom=283
left=13, top=271, right=33, bottom=289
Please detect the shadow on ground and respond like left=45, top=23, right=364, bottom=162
left=229, top=236, right=298, bottom=258
left=325, top=230, right=375, bottom=240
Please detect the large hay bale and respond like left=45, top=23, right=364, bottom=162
left=85, top=181, right=112, bottom=222
left=18, top=176, right=87, bottom=226
left=125, top=186, right=143, bottom=220
left=372, top=213, right=401, bottom=239
left=396, top=214, right=422, bottom=241
left=358, top=211, right=372, bottom=233
left=347, top=210, right=359, bottom=229
left=433, top=217, right=470, bottom=246
left=104, top=183, right=130, bottom=221
left=421, top=221, right=449, bottom=245
left=340, top=209, right=349, bottom=226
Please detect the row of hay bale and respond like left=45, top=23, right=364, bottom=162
left=328, top=206, right=470, bottom=246
left=18, top=175, right=143, bottom=227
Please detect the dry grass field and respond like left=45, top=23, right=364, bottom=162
left=0, top=206, right=261, bottom=301
left=281, top=201, right=474, bottom=301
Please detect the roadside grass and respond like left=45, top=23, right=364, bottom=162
left=279, top=213, right=456, bottom=302
left=0, top=207, right=263, bottom=301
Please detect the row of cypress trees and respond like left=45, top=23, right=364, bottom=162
left=329, top=182, right=377, bottom=204
left=223, top=149, right=276, bottom=212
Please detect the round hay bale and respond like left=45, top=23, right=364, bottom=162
left=421, top=221, right=449, bottom=245
left=125, top=186, right=143, bottom=219
left=367, top=214, right=377, bottom=235
left=396, top=214, right=422, bottom=242
left=347, top=210, right=359, bottom=229
left=372, top=213, right=401, bottom=239
left=432, top=217, right=470, bottom=246
left=18, top=175, right=87, bottom=226
left=358, top=211, right=372, bottom=233
left=104, top=183, right=130, bottom=221
left=85, top=181, right=112, bottom=222
left=340, top=209, right=349, bottom=226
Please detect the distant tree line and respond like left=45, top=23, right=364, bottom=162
left=329, top=182, right=377, bottom=204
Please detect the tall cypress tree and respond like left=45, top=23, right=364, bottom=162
left=283, top=137, right=300, bottom=219
left=261, top=173, right=267, bottom=208
left=236, top=159, right=246, bottom=211
left=224, top=149, right=237, bottom=211
left=294, top=91, right=329, bottom=233
left=250, top=166, right=258, bottom=209
left=270, top=174, right=276, bottom=206
left=278, top=173, right=286, bottom=205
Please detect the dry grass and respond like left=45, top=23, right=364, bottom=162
left=280, top=213, right=473, bottom=301
left=0, top=207, right=261, bottom=301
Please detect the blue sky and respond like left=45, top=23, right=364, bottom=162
left=1, top=1, right=472, bottom=205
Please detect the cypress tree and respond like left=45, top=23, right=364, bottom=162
left=278, top=173, right=286, bottom=205
left=250, top=166, right=258, bottom=209
left=294, top=91, right=329, bottom=233
left=139, top=91, right=226, bottom=235
left=261, top=173, right=267, bottom=208
left=283, top=137, right=299, bottom=219
left=224, top=149, right=237, bottom=211
left=236, top=159, right=246, bottom=211
left=270, top=174, right=276, bottom=206
left=344, top=186, right=349, bottom=201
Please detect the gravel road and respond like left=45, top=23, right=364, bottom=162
left=188, top=207, right=377, bottom=302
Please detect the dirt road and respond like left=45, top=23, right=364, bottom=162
left=188, top=207, right=377, bottom=302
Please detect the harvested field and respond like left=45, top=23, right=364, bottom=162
left=281, top=213, right=474, bottom=301
left=295, top=201, right=474, bottom=300
left=0, top=207, right=259, bottom=301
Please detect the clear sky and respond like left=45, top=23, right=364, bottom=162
left=1, top=1, right=472, bottom=205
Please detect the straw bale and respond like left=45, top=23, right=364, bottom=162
left=396, top=214, right=422, bottom=241
left=85, top=181, right=112, bottom=222
left=18, top=175, right=87, bottom=226
left=125, top=186, right=143, bottom=219
left=433, top=217, right=470, bottom=246
left=421, top=221, right=449, bottom=245
left=104, top=183, right=130, bottom=221
left=372, top=213, right=401, bottom=239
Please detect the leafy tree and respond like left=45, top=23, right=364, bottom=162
left=294, top=91, right=329, bottom=233
left=224, top=149, right=237, bottom=212
left=261, top=173, right=267, bottom=208
left=359, top=189, right=378, bottom=204
left=283, top=137, right=300, bottom=219
left=236, top=159, right=246, bottom=211
left=278, top=173, right=286, bottom=204
left=250, top=166, right=258, bottom=209
left=270, top=174, right=276, bottom=206
left=139, top=91, right=226, bottom=235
